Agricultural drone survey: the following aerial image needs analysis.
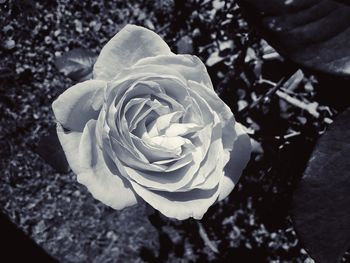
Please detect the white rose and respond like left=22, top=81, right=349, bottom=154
left=52, top=24, right=251, bottom=220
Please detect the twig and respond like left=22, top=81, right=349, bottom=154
left=200, top=0, right=212, bottom=7
left=257, top=71, right=332, bottom=124
left=277, top=90, right=319, bottom=117
left=258, top=70, right=304, bottom=92
left=156, top=23, right=171, bottom=34
left=282, top=69, right=304, bottom=92
left=275, top=90, right=333, bottom=124
left=198, top=42, right=216, bottom=54
left=238, top=77, right=285, bottom=118
left=283, top=131, right=301, bottom=140
left=197, top=221, right=219, bottom=254
left=258, top=78, right=276, bottom=86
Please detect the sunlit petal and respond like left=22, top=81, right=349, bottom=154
left=52, top=79, right=106, bottom=131
left=130, top=181, right=220, bottom=220
left=94, top=24, right=172, bottom=81
left=77, top=120, right=138, bottom=209
left=218, top=123, right=252, bottom=201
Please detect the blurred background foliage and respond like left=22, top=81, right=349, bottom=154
left=0, top=0, right=349, bottom=262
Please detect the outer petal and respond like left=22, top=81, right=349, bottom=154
left=52, top=79, right=106, bottom=132
left=56, top=124, right=82, bottom=175
left=93, top=24, right=172, bottom=81
left=134, top=55, right=214, bottom=89
left=188, top=80, right=236, bottom=150
left=72, top=119, right=138, bottom=209
left=218, top=123, right=252, bottom=201
left=130, top=180, right=220, bottom=220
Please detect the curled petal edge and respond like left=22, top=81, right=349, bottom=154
left=218, top=123, right=252, bottom=201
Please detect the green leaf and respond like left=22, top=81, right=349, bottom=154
left=238, top=0, right=350, bottom=77
left=36, top=126, right=70, bottom=174
left=54, top=48, right=97, bottom=81
left=292, top=108, right=350, bottom=263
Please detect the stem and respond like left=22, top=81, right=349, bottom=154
left=238, top=77, right=285, bottom=118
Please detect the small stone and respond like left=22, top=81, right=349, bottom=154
left=206, top=50, right=224, bottom=67
left=74, top=19, right=83, bottom=33
left=238, top=100, right=248, bottom=111
left=44, top=36, right=52, bottom=45
left=192, top=28, right=201, bottom=38
left=54, top=29, right=61, bottom=37
left=91, top=2, right=100, bottom=13
left=33, top=220, right=46, bottom=235
left=106, top=231, right=117, bottom=240
left=3, top=39, right=15, bottom=50
left=90, top=20, right=102, bottom=32
left=304, top=81, right=314, bottom=92
left=3, top=25, right=14, bottom=35
left=176, top=35, right=193, bottom=54
left=245, top=47, right=257, bottom=63
left=191, top=10, right=198, bottom=20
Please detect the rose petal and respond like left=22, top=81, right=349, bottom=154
left=190, top=124, right=212, bottom=158
left=147, top=111, right=183, bottom=137
left=108, top=106, right=181, bottom=167
left=109, top=126, right=192, bottom=173
left=146, top=135, right=191, bottom=155
left=131, top=100, right=171, bottom=134
left=106, top=92, right=153, bottom=163
left=124, top=97, right=149, bottom=126
left=133, top=54, right=214, bottom=89
left=52, top=79, right=106, bottom=131
left=108, top=66, right=188, bottom=97
left=122, top=144, right=203, bottom=192
left=93, top=24, right=172, bottom=81
left=182, top=100, right=204, bottom=125
left=56, top=124, right=82, bottom=175
left=104, top=108, right=182, bottom=172
left=77, top=120, right=138, bottom=209
left=218, top=123, right=252, bottom=201
left=164, top=123, right=201, bottom=137
left=114, top=75, right=188, bottom=106
left=130, top=181, right=220, bottom=220
left=187, top=86, right=216, bottom=125
left=182, top=116, right=224, bottom=190
left=132, top=115, right=191, bottom=162
left=152, top=93, right=185, bottom=113
left=188, top=80, right=237, bottom=150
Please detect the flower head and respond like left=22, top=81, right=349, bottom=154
left=52, top=24, right=251, bottom=220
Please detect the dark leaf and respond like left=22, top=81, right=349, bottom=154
left=335, top=0, right=350, bottom=5
left=36, top=126, right=70, bottom=174
left=292, top=108, right=350, bottom=263
left=54, top=48, right=96, bottom=81
left=238, top=0, right=350, bottom=77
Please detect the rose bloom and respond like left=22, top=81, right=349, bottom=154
left=52, top=25, right=251, bottom=220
